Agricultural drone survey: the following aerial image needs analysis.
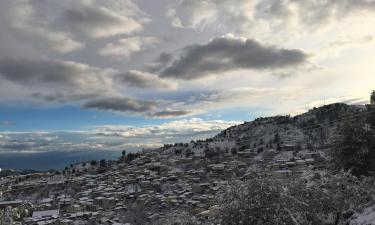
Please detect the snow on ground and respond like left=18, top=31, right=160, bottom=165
left=350, top=205, right=375, bottom=225
left=274, top=151, right=294, bottom=161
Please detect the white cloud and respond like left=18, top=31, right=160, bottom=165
left=166, top=8, right=184, bottom=28
left=168, top=0, right=375, bottom=43
left=93, top=118, right=240, bottom=139
left=0, top=118, right=240, bottom=153
left=99, top=37, right=158, bottom=58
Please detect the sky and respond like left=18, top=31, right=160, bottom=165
left=0, top=0, right=375, bottom=156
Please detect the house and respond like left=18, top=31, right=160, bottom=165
left=32, top=209, right=60, bottom=219
left=0, top=200, right=23, bottom=209
left=274, top=170, right=292, bottom=178
left=281, top=144, right=296, bottom=151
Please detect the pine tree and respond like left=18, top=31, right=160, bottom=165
left=331, top=112, right=375, bottom=176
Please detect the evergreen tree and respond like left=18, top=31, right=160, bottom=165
left=99, top=159, right=107, bottom=167
left=331, top=111, right=375, bottom=176
left=367, top=93, right=375, bottom=130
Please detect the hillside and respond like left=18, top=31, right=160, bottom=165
left=1, top=102, right=375, bottom=225
left=161, top=103, right=365, bottom=164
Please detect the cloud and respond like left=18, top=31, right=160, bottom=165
left=168, top=0, right=220, bottom=29
left=116, top=70, right=177, bottom=90
left=146, top=53, right=174, bottom=73
left=98, top=36, right=158, bottom=57
left=31, top=92, right=100, bottom=103
left=0, top=118, right=240, bottom=154
left=94, top=118, right=240, bottom=139
left=169, top=0, right=375, bottom=40
left=314, top=35, right=375, bottom=60
left=82, top=95, right=194, bottom=118
left=160, top=34, right=308, bottom=79
left=166, top=8, right=184, bottom=28
left=0, top=58, right=113, bottom=92
left=0, top=121, right=14, bottom=126
left=278, top=0, right=375, bottom=27
left=0, top=131, right=109, bottom=153
left=165, top=87, right=303, bottom=116
left=61, top=0, right=146, bottom=38
left=328, top=36, right=374, bottom=49
left=150, top=110, right=192, bottom=118
left=83, top=96, right=157, bottom=113
left=4, top=0, right=83, bottom=53
left=0, top=0, right=149, bottom=55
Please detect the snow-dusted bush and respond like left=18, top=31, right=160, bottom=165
left=219, top=172, right=375, bottom=225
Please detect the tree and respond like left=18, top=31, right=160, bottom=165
left=231, top=147, right=238, bottom=155
left=368, top=90, right=375, bottom=131
left=126, top=152, right=140, bottom=162
left=273, top=133, right=280, bottom=143
left=307, top=142, right=314, bottom=151
left=205, top=148, right=219, bottom=158
left=331, top=112, right=375, bottom=176
left=219, top=172, right=375, bottom=225
left=371, top=90, right=375, bottom=105
left=0, top=207, right=13, bottom=225
left=185, top=149, right=192, bottom=158
left=276, top=143, right=281, bottom=151
left=99, top=159, right=107, bottom=167
left=122, top=150, right=126, bottom=158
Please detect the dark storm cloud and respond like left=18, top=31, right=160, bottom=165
left=83, top=96, right=157, bottom=113
left=159, top=35, right=308, bottom=80
left=150, top=110, right=192, bottom=118
left=0, top=58, right=112, bottom=90
left=116, top=70, right=176, bottom=89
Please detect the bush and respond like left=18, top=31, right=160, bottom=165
left=218, top=172, right=375, bottom=225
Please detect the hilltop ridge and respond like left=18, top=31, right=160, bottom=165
left=160, top=103, right=365, bottom=165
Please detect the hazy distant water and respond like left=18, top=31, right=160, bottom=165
left=0, top=150, right=122, bottom=171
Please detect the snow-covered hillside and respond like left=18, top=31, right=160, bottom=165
left=161, top=103, right=365, bottom=162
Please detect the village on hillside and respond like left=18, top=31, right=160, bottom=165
left=0, top=140, right=327, bottom=225
left=1, top=93, right=375, bottom=225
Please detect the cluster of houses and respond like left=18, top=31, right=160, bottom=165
left=0, top=143, right=327, bottom=225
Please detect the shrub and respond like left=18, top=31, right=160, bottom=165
left=219, top=172, right=375, bottom=225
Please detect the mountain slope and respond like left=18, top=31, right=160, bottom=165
left=161, top=103, right=366, bottom=163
